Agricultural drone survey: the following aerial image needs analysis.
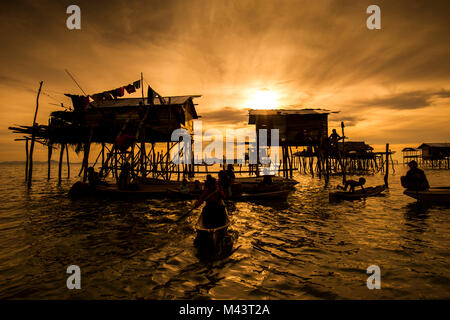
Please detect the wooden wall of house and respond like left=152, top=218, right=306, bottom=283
left=422, top=146, right=450, bottom=160
left=254, top=114, right=328, bottom=145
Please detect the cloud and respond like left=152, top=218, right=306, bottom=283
left=352, top=90, right=450, bottom=110
left=200, top=106, right=248, bottom=125
left=1, top=0, right=450, bottom=160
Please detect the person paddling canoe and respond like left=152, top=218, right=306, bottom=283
left=194, top=177, right=227, bottom=228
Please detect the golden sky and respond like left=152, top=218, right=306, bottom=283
left=1, top=0, right=449, bottom=161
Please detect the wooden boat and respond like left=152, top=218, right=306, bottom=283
left=403, top=187, right=450, bottom=204
left=195, top=208, right=231, bottom=249
left=68, top=182, right=171, bottom=198
left=329, top=185, right=387, bottom=201
left=236, top=176, right=298, bottom=193
left=234, top=189, right=292, bottom=201
left=167, top=188, right=202, bottom=199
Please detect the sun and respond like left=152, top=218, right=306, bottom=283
left=246, top=89, right=279, bottom=109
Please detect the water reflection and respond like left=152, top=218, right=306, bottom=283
left=0, top=163, right=449, bottom=299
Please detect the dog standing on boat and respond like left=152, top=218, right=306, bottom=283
left=338, top=177, right=366, bottom=193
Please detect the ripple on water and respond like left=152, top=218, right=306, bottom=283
left=0, top=163, right=449, bottom=299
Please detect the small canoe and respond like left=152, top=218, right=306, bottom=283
left=329, top=185, right=387, bottom=201
left=403, top=187, right=450, bottom=204
left=236, top=177, right=298, bottom=193
left=234, top=189, right=292, bottom=201
left=167, top=188, right=202, bottom=199
left=195, top=209, right=231, bottom=249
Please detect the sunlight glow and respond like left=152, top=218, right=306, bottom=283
left=246, top=89, right=279, bottom=109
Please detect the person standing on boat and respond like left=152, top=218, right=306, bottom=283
left=218, top=170, right=231, bottom=199
left=87, top=167, right=101, bottom=187
left=226, top=164, right=236, bottom=183
left=194, top=177, right=226, bottom=228
left=87, top=167, right=109, bottom=188
left=226, top=164, right=236, bottom=197
left=118, top=162, right=132, bottom=190
left=402, top=160, right=430, bottom=191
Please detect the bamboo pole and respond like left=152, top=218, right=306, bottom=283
left=82, top=130, right=93, bottom=182
left=340, top=121, right=346, bottom=184
left=384, top=143, right=389, bottom=187
left=66, top=144, right=70, bottom=178
left=27, top=81, right=43, bottom=188
left=101, top=143, right=105, bottom=168
left=47, top=143, right=52, bottom=180
left=256, top=130, right=260, bottom=177
left=58, top=143, right=65, bottom=184
left=25, top=138, right=29, bottom=181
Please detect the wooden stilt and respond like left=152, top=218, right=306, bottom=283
left=58, top=143, right=65, bottom=184
left=25, top=138, right=29, bottom=181
left=101, top=143, right=105, bottom=168
left=384, top=143, right=389, bottom=187
left=47, top=143, right=52, bottom=180
left=140, top=138, right=146, bottom=178
left=82, top=129, right=94, bottom=182
left=66, top=144, right=70, bottom=178
left=256, top=130, right=260, bottom=176
left=27, top=81, right=44, bottom=188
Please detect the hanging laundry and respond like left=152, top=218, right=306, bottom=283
left=110, top=87, right=124, bottom=99
left=84, top=96, right=91, bottom=107
left=64, top=94, right=88, bottom=110
left=103, top=91, right=113, bottom=101
left=91, top=93, right=104, bottom=104
left=133, top=80, right=141, bottom=89
left=147, top=85, right=155, bottom=105
left=125, top=84, right=136, bottom=94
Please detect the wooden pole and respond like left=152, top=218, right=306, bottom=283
left=82, top=128, right=94, bottom=182
left=27, top=81, right=44, bottom=188
left=25, top=138, right=29, bottom=181
left=166, top=141, right=170, bottom=180
left=140, top=135, right=146, bottom=178
left=47, top=143, right=52, bottom=180
left=256, top=130, right=260, bottom=177
left=58, top=143, right=65, bottom=184
left=66, top=144, right=70, bottom=178
left=340, top=121, right=346, bottom=184
left=384, top=143, right=389, bottom=187
left=141, top=72, right=145, bottom=105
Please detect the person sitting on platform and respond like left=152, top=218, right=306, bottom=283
left=338, top=177, right=366, bottom=193
left=194, top=177, right=226, bottom=228
left=116, top=132, right=136, bottom=153
left=401, top=160, right=430, bottom=191
left=329, top=129, right=342, bottom=145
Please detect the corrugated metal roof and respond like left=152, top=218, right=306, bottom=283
left=93, top=95, right=201, bottom=108
left=336, top=142, right=373, bottom=153
left=418, top=143, right=450, bottom=148
left=402, top=147, right=419, bottom=152
left=248, top=108, right=337, bottom=116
